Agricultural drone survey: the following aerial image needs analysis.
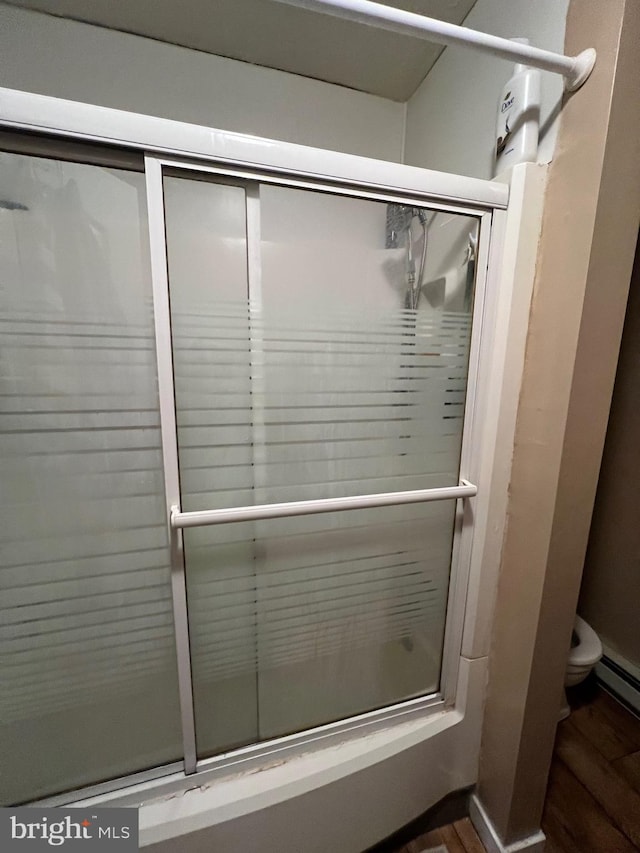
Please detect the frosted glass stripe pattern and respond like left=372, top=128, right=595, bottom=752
left=0, top=153, right=182, bottom=805
left=185, top=506, right=452, bottom=678
left=164, top=175, right=477, bottom=759
left=184, top=502, right=454, bottom=750
left=173, top=305, right=470, bottom=508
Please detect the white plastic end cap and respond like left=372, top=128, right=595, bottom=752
left=566, top=48, right=597, bottom=92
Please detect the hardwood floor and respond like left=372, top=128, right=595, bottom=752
left=367, top=791, right=486, bottom=853
left=542, top=681, right=640, bottom=853
left=385, top=817, right=486, bottom=853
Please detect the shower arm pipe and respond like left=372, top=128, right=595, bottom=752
left=271, top=0, right=596, bottom=92
left=171, top=480, right=477, bottom=528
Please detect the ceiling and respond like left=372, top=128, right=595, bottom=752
left=5, top=0, right=478, bottom=101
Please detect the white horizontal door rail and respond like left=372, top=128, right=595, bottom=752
left=171, top=480, right=477, bottom=528
left=0, top=87, right=508, bottom=210
left=272, top=0, right=596, bottom=92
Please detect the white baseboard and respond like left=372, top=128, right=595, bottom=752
left=469, top=794, right=546, bottom=853
left=600, top=645, right=640, bottom=683
left=596, top=654, right=640, bottom=717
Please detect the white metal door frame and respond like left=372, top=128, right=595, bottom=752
left=0, top=88, right=508, bottom=210
left=145, top=153, right=492, bottom=780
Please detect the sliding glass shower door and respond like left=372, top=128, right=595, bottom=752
left=160, top=167, right=479, bottom=760
left=0, top=147, right=482, bottom=804
left=0, top=151, right=183, bottom=805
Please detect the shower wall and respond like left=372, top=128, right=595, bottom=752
left=0, top=3, right=404, bottom=162
left=403, top=0, right=570, bottom=179
left=0, top=0, right=572, bottom=180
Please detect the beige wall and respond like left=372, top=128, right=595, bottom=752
left=579, top=236, right=640, bottom=672
left=476, top=0, right=640, bottom=846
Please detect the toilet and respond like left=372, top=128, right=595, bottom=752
left=560, top=615, right=603, bottom=720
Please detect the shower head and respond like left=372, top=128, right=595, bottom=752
left=385, top=203, right=414, bottom=249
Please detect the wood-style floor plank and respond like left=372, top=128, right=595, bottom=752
left=451, top=817, right=485, bottom=853
left=593, top=690, right=640, bottom=750
left=555, top=718, right=640, bottom=848
left=437, top=823, right=468, bottom=853
left=569, top=696, right=640, bottom=761
left=541, top=757, right=637, bottom=853
left=612, top=749, right=640, bottom=796
left=398, top=827, right=444, bottom=853
left=393, top=821, right=485, bottom=853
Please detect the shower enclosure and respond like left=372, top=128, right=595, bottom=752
left=0, top=88, right=516, bottom=836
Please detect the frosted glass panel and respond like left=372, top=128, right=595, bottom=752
left=164, top=174, right=478, bottom=757
left=186, top=503, right=453, bottom=749
left=258, top=186, right=470, bottom=500
left=0, top=152, right=182, bottom=805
